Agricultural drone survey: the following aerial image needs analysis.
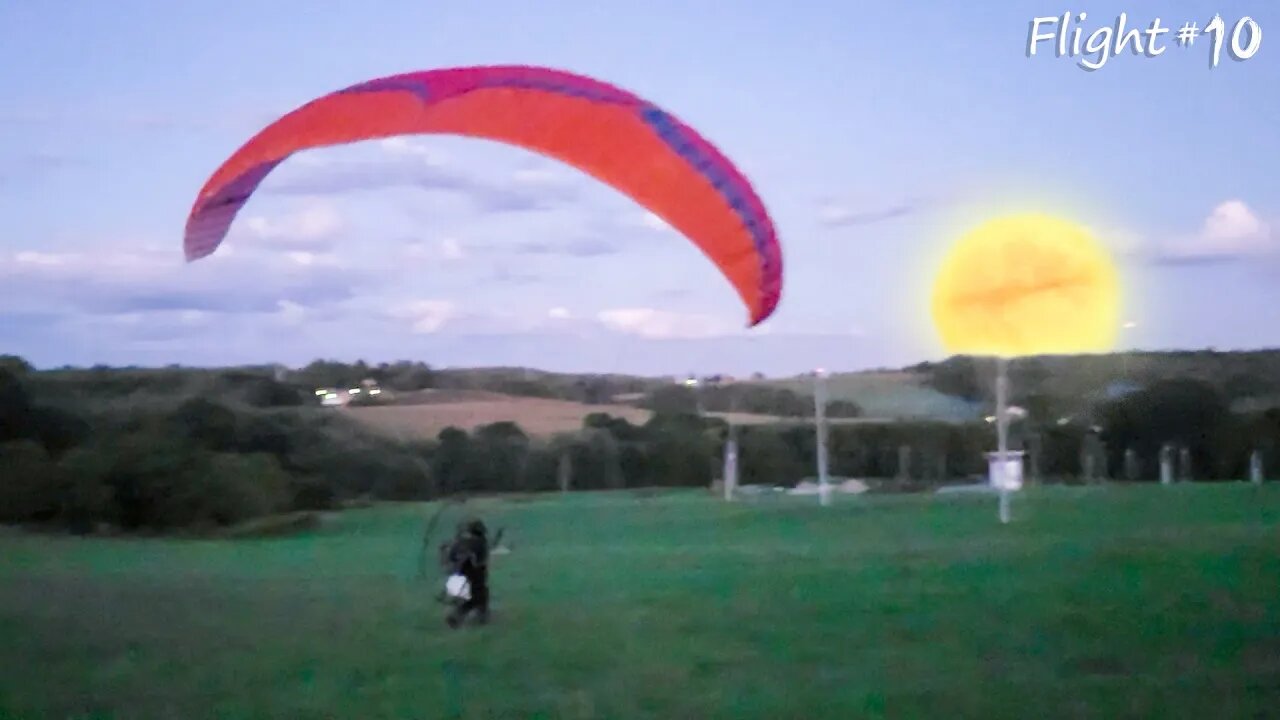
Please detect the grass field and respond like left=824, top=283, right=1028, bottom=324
left=2, top=485, right=1278, bottom=718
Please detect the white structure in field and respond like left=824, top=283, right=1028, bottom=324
left=985, top=450, right=1025, bottom=491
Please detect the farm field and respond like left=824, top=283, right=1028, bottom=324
left=2, top=484, right=1278, bottom=718
left=343, top=390, right=880, bottom=439
left=764, top=371, right=983, bottom=422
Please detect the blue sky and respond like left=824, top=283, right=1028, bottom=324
left=2, top=1, right=1277, bottom=376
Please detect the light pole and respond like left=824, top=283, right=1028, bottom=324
left=994, top=357, right=1011, bottom=524
left=684, top=376, right=702, bottom=414
left=814, top=367, right=831, bottom=506
left=687, top=376, right=722, bottom=494
left=1121, top=321, right=1137, bottom=378
left=724, top=389, right=739, bottom=501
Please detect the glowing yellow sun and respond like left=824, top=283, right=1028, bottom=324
left=930, top=213, right=1121, bottom=357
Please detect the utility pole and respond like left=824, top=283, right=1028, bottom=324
left=995, top=357, right=1011, bottom=524
left=724, top=390, right=739, bottom=501
left=814, top=368, right=831, bottom=506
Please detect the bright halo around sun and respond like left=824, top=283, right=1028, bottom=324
left=930, top=213, right=1122, bottom=358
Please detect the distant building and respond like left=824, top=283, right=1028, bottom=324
left=317, top=388, right=348, bottom=406
left=315, top=378, right=382, bottom=407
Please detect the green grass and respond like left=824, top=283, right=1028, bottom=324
left=2, top=484, right=1278, bottom=719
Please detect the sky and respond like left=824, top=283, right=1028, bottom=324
left=1, top=1, right=1278, bottom=377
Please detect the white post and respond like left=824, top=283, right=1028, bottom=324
left=724, top=391, right=739, bottom=501
left=814, top=368, right=831, bottom=506
left=1160, top=444, right=1174, bottom=486
left=995, top=357, right=1011, bottom=524
left=1250, top=450, right=1264, bottom=485
left=724, top=437, right=738, bottom=501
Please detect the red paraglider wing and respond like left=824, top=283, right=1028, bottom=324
left=185, top=65, right=781, bottom=325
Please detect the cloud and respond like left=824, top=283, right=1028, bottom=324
left=14, top=251, right=78, bottom=266
left=548, top=307, right=572, bottom=320
left=235, top=203, right=344, bottom=251
left=402, top=236, right=467, bottom=262
left=817, top=188, right=974, bottom=229
left=1152, top=200, right=1275, bottom=264
left=274, top=300, right=310, bottom=326
left=510, top=237, right=619, bottom=258
left=0, top=108, right=254, bottom=134
left=386, top=300, right=458, bottom=334
left=819, top=201, right=917, bottom=227
left=596, top=308, right=734, bottom=339
left=616, top=211, right=678, bottom=235
left=490, top=266, right=544, bottom=284
left=0, top=152, right=82, bottom=182
left=381, top=300, right=572, bottom=337
left=262, top=141, right=579, bottom=214
left=441, top=237, right=466, bottom=260
left=0, top=244, right=366, bottom=318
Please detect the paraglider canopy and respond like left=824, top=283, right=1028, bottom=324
left=184, top=65, right=783, bottom=326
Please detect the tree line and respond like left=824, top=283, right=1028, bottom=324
left=3, top=354, right=1278, bottom=535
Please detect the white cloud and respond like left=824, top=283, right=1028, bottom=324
left=619, top=211, right=678, bottom=235
left=548, top=307, right=572, bottom=320
left=285, top=251, right=343, bottom=267
left=108, top=313, right=144, bottom=326
left=512, top=167, right=563, bottom=186
left=1202, top=199, right=1269, bottom=245
left=239, top=203, right=344, bottom=249
left=388, top=300, right=458, bottom=334
left=402, top=242, right=431, bottom=260
left=1, top=240, right=364, bottom=319
left=596, top=308, right=732, bottom=339
left=379, top=137, right=448, bottom=167
left=275, top=300, right=308, bottom=325
left=402, top=237, right=465, bottom=262
left=440, top=237, right=465, bottom=261
left=14, top=251, right=79, bottom=266
left=817, top=195, right=920, bottom=228
left=1159, top=200, right=1275, bottom=260
left=818, top=202, right=859, bottom=226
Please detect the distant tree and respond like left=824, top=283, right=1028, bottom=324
left=826, top=399, right=863, bottom=418
left=0, top=355, right=33, bottom=376
left=737, top=428, right=803, bottom=487
left=432, top=427, right=472, bottom=496
left=1011, top=358, right=1051, bottom=395
left=29, top=406, right=91, bottom=459
left=1223, top=372, right=1275, bottom=400
left=583, top=429, right=625, bottom=489
left=1098, top=378, right=1234, bottom=481
left=171, top=398, right=239, bottom=452
left=575, top=378, right=611, bottom=405
left=0, top=368, right=34, bottom=443
left=243, top=377, right=304, bottom=407
left=1018, top=392, right=1061, bottom=427
left=645, top=384, right=700, bottom=415
left=923, top=356, right=985, bottom=401
left=0, top=440, right=60, bottom=523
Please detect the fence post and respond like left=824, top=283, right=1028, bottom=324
left=1160, top=443, right=1174, bottom=485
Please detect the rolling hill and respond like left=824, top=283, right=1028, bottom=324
left=341, top=389, right=879, bottom=440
